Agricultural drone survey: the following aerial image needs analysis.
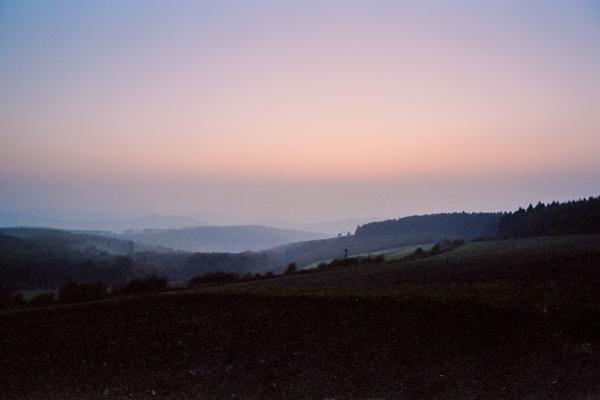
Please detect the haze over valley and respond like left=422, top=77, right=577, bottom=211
left=1, top=1, right=600, bottom=399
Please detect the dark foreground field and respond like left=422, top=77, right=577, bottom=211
left=3, top=235, right=600, bottom=399
left=2, top=292, right=600, bottom=399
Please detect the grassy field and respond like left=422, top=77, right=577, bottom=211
left=302, top=243, right=435, bottom=269
left=19, top=288, right=58, bottom=301
left=193, top=234, right=600, bottom=311
left=3, top=234, right=600, bottom=399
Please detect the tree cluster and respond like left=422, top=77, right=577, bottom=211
left=498, top=196, right=600, bottom=238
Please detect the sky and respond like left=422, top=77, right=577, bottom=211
left=1, top=0, right=600, bottom=226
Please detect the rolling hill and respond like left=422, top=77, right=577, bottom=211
left=213, top=234, right=600, bottom=301
left=0, top=228, right=164, bottom=289
left=0, top=213, right=207, bottom=231
left=268, top=212, right=502, bottom=267
left=0, top=212, right=506, bottom=289
left=0, top=227, right=288, bottom=289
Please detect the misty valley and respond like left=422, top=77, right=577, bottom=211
left=2, top=1, right=600, bottom=398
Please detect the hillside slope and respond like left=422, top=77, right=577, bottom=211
left=208, top=234, right=600, bottom=306
left=0, top=229, right=163, bottom=289
left=269, top=212, right=502, bottom=267
left=0, top=227, right=287, bottom=289
left=355, top=212, right=502, bottom=239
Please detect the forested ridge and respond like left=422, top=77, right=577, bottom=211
left=498, top=196, right=600, bottom=238
left=355, top=212, right=502, bottom=239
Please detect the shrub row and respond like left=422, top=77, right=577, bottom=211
left=1, top=275, right=168, bottom=309
left=406, top=239, right=465, bottom=260
left=188, top=270, right=276, bottom=287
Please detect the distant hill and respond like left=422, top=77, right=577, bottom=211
left=498, top=196, right=600, bottom=238
left=83, top=214, right=207, bottom=231
left=299, top=217, right=382, bottom=236
left=355, top=212, right=502, bottom=240
left=0, top=213, right=207, bottom=231
left=1, top=227, right=134, bottom=255
left=115, top=225, right=329, bottom=253
left=248, top=217, right=381, bottom=236
left=0, top=228, right=165, bottom=290
left=0, top=227, right=285, bottom=289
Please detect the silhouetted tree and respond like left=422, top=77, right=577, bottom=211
left=189, top=272, right=240, bottom=286
left=28, top=292, right=56, bottom=307
left=430, top=243, right=442, bottom=255
left=285, top=262, right=297, bottom=274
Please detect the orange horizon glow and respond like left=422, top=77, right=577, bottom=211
left=1, top=1, right=599, bottom=221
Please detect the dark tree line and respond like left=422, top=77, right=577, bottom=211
left=188, top=270, right=275, bottom=287
left=498, top=196, right=600, bottom=238
left=1, top=276, right=169, bottom=310
left=0, top=234, right=164, bottom=290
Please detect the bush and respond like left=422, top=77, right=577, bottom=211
left=113, top=276, right=168, bottom=296
left=430, top=243, right=442, bottom=255
left=407, top=240, right=466, bottom=260
left=189, top=272, right=240, bottom=286
left=285, top=262, right=298, bottom=274
left=28, top=292, right=56, bottom=307
left=372, top=254, right=385, bottom=263
left=318, top=255, right=386, bottom=270
left=194, top=271, right=276, bottom=283
left=431, top=239, right=465, bottom=255
left=59, top=281, right=107, bottom=304
left=241, top=273, right=255, bottom=281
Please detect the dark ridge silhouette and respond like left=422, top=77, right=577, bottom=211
left=0, top=227, right=163, bottom=255
left=0, top=230, right=161, bottom=290
left=355, top=212, right=502, bottom=239
left=499, top=196, right=600, bottom=238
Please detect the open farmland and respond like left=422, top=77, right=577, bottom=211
left=3, top=234, right=600, bottom=399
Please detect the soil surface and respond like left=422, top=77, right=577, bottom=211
left=2, top=293, right=600, bottom=399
